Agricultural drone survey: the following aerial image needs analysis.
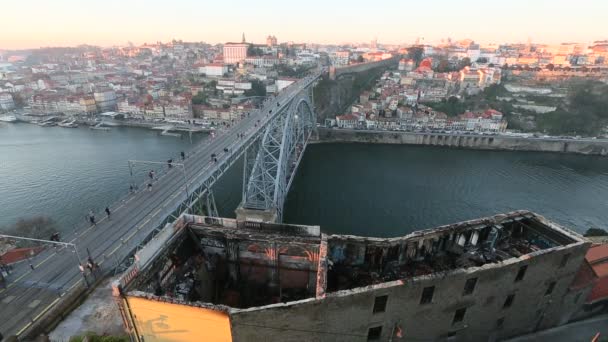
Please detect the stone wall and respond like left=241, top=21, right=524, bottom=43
left=229, top=242, right=589, bottom=341
left=314, top=128, right=608, bottom=156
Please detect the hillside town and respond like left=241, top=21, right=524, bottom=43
left=2, top=37, right=608, bottom=133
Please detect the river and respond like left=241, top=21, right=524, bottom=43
left=0, top=123, right=204, bottom=232
left=283, top=143, right=608, bottom=237
left=2, top=124, right=608, bottom=238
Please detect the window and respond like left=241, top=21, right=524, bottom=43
left=420, top=286, right=435, bottom=304
left=463, top=277, right=478, bottom=296
left=452, top=308, right=466, bottom=325
left=545, top=281, right=556, bottom=296
left=496, top=317, right=505, bottom=329
left=559, top=254, right=571, bottom=268
left=515, top=265, right=528, bottom=282
left=503, top=294, right=515, bottom=309
left=373, top=295, right=388, bottom=313
left=367, top=326, right=382, bottom=341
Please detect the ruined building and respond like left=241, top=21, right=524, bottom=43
left=113, top=211, right=590, bottom=341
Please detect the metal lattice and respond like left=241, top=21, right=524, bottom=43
left=242, top=94, right=316, bottom=221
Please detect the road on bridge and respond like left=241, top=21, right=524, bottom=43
left=0, top=72, right=321, bottom=338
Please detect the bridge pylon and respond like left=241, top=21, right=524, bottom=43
left=237, top=90, right=316, bottom=223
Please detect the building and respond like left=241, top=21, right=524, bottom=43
left=93, top=89, right=117, bottom=112
left=113, top=211, right=590, bottom=342
left=266, top=35, right=278, bottom=47
left=0, top=93, right=15, bottom=111
left=199, top=63, right=228, bottom=77
left=276, top=78, right=296, bottom=92
left=223, top=43, right=249, bottom=65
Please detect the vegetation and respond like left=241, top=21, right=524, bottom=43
left=245, top=79, right=267, bottom=98
left=275, top=64, right=313, bottom=78
left=191, top=92, right=208, bottom=105
left=406, top=46, right=424, bottom=66
left=434, top=57, right=472, bottom=73
left=427, top=84, right=512, bottom=117
left=536, top=81, right=608, bottom=136
left=247, top=45, right=264, bottom=56
left=584, top=228, right=608, bottom=237
left=2, top=216, right=58, bottom=247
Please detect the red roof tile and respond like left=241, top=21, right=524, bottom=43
left=586, top=244, right=608, bottom=264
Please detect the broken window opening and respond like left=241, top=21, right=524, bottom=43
left=559, top=253, right=571, bottom=268
left=463, top=277, right=478, bottom=296
left=373, top=295, right=388, bottom=313
left=503, top=294, right=515, bottom=309
left=367, top=326, right=382, bottom=341
left=515, top=265, right=528, bottom=282
left=545, top=281, right=556, bottom=296
left=452, top=308, right=466, bottom=325
left=420, top=286, right=435, bottom=305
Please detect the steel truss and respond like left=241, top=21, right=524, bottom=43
left=242, top=93, right=316, bottom=221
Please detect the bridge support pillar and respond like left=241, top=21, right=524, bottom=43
left=235, top=206, right=279, bottom=223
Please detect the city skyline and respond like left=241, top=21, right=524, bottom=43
left=2, top=0, right=608, bottom=50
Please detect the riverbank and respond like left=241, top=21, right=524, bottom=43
left=313, top=128, right=608, bottom=156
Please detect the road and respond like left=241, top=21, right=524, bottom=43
left=0, top=72, right=321, bottom=338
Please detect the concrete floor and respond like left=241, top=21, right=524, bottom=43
left=48, top=277, right=124, bottom=342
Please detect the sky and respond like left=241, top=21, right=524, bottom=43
left=1, top=0, right=607, bottom=50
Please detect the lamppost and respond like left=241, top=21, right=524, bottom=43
left=0, top=234, right=86, bottom=284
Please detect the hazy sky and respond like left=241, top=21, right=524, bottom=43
left=2, top=0, right=607, bottom=49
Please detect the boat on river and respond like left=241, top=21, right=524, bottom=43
left=58, top=120, right=78, bottom=128
left=0, top=115, right=17, bottom=123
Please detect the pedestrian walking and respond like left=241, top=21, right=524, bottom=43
left=88, top=210, right=96, bottom=227
left=129, top=184, right=134, bottom=193
left=105, top=206, right=111, bottom=220
left=149, top=170, right=155, bottom=181
left=148, top=182, right=153, bottom=192
left=180, top=151, right=185, bottom=160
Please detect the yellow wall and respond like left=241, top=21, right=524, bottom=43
left=126, top=296, right=232, bottom=342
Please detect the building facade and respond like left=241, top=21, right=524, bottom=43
left=114, top=211, right=590, bottom=342
left=223, top=43, right=249, bottom=64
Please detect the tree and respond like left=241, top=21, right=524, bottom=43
left=192, top=92, right=208, bottom=105
left=435, top=58, right=451, bottom=72
left=584, top=228, right=608, bottom=237
left=502, top=63, right=509, bottom=70
left=545, top=63, right=555, bottom=71
left=245, top=79, right=267, bottom=98
left=247, top=45, right=264, bottom=57
left=406, top=46, right=424, bottom=66
left=356, top=55, right=365, bottom=63
left=4, top=216, right=58, bottom=247
left=459, top=57, right=471, bottom=69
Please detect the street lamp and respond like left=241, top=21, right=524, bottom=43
left=0, top=234, right=86, bottom=284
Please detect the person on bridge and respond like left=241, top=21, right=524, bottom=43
left=149, top=170, right=155, bottom=181
left=167, top=159, right=173, bottom=168
left=88, top=210, right=96, bottom=227
left=180, top=151, right=185, bottom=160
left=105, top=206, right=111, bottom=220
left=148, top=182, right=153, bottom=192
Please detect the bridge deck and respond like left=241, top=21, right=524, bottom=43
left=0, top=72, right=321, bottom=338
